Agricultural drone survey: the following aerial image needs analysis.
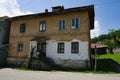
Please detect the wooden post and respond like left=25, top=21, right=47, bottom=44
left=94, top=44, right=97, bottom=71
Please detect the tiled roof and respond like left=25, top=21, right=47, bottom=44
left=91, top=43, right=107, bottom=49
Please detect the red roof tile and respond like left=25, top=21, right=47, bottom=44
left=91, top=43, right=106, bottom=49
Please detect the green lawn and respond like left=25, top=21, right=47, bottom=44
left=99, top=54, right=120, bottom=64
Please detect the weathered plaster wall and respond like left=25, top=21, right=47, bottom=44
left=46, top=39, right=89, bottom=68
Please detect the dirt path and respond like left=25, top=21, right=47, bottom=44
left=0, top=68, right=120, bottom=80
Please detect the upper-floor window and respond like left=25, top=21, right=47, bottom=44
left=20, top=23, right=26, bottom=32
left=71, top=18, right=80, bottom=29
left=59, top=20, right=66, bottom=30
left=71, top=42, right=79, bottom=53
left=39, top=21, right=46, bottom=31
left=58, top=43, right=64, bottom=53
left=17, top=42, right=23, bottom=52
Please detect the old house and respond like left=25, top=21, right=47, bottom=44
left=0, top=16, right=10, bottom=66
left=8, top=5, right=94, bottom=68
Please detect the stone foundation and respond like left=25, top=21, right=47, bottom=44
left=54, top=59, right=90, bottom=68
left=7, top=57, right=28, bottom=67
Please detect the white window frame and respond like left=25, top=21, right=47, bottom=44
left=71, top=18, right=80, bottom=29
left=39, top=21, right=46, bottom=31
left=71, top=42, right=79, bottom=53
left=58, top=43, right=64, bottom=53
left=59, top=19, right=66, bottom=30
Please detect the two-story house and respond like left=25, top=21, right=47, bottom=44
left=8, top=5, right=94, bottom=68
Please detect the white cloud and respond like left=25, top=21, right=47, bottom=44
left=0, top=0, right=33, bottom=17
left=91, top=20, right=101, bottom=38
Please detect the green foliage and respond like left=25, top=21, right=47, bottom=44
left=91, top=29, right=120, bottom=53
left=99, top=54, right=120, bottom=64
left=91, top=37, right=99, bottom=43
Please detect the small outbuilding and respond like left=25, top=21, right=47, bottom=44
left=91, top=43, right=107, bottom=54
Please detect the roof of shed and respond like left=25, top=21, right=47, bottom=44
left=91, top=43, right=107, bottom=49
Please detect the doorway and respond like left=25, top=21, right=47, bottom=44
left=37, top=43, right=46, bottom=57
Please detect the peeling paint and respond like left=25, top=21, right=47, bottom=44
left=46, top=39, right=90, bottom=68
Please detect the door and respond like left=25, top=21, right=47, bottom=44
left=0, top=49, right=7, bottom=66
left=37, top=43, right=46, bottom=57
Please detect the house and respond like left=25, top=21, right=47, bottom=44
left=91, top=43, right=107, bottom=54
left=8, top=5, right=94, bottom=68
left=0, top=16, right=10, bottom=66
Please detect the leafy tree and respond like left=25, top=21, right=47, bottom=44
left=103, top=40, right=115, bottom=54
left=108, top=29, right=120, bottom=47
left=99, top=34, right=110, bottom=41
left=91, top=29, right=120, bottom=54
left=91, top=37, right=99, bottom=43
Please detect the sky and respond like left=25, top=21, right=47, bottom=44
left=0, top=0, right=120, bottom=38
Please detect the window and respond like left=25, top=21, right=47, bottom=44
left=71, top=18, right=80, bottom=29
left=58, top=43, right=64, bottom=53
left=17, top=43, right=23, bottom=52
left=59, top=20, right=66, bottom=30
left=71, top=42, right=79, bottom=53
left=39, top=21, right=46, bottom=31
left=20, top=23, right=26, bottom=32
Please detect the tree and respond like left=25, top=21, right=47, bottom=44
left=108, top=29, right=120, bottom=47
left=91, top=29, right=120, bottom=53
left=91, top=37, right=99, bottom=43
left=103, top=40, right=115, bottom=54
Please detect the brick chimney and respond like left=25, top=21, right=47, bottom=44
left=52, top=6, right=64, bottom=12
left=45, top=9, right=48, bottom=13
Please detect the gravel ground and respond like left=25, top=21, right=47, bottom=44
left=0, top=68, right=120, bottom=80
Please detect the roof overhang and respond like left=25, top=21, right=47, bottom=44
left=31, top=36, right=48, bottom=43
left=10, top=5, right=95, bottom=29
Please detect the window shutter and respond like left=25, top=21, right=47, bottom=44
left=72, top=18, right=75, bottom=26
left=63, top=20, right=65, bottom=29
left=59, top=20, right=62, bottom=30
left=76, top=18, right=79, bottom=29
left=43, top=21, right=46, bottom=30
left=40, top=24, right=43, bottom=31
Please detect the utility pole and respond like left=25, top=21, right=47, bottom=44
left=94, top=44, right=97, bottom=71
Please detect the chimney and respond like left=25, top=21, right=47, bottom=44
left=52, top=6, right=64, bottom=12
left=45, top=9, right=48, bottom=13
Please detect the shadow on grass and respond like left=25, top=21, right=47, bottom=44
left=95, top=59, right=120, bottom=73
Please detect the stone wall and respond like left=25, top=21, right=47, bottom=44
left=113, top=48, right=120, bottom=54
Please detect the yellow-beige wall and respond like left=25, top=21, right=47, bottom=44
left=8, top=11, right=90, bottom=64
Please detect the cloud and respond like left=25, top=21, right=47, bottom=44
left=91, top=20, right=101, bottom=38
left=0, top=0, right=33, bottom=17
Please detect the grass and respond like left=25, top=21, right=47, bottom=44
left=99, top=54, right=120, bottom=64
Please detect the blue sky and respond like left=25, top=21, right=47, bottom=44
left=0, top=0, right=120, bottom=38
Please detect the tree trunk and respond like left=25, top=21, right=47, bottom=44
left=109, top=48, right=114, bottom=54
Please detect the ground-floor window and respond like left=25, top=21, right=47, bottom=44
left=58, top=43, right=64, bottom=53
left=71, top=42, right=79, bottom=53
left=17, top=43, right=23, bottom=52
